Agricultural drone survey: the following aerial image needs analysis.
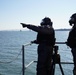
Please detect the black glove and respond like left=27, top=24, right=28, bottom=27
left=31, top=40, right=38, bottom=44
left=20, top=23, right=28, bottom=28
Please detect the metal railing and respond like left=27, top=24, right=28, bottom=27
left=22, top=42, right=73, bottom=75
left=22, top=43, right=32, bottom=75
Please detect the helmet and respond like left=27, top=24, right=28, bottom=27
left=69, top=13, right=76, bottom=26
left=40, top=17, right=53, bottom=26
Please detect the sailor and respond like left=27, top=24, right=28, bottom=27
left=66, top=13, right=76, bottom=75
left=21, top=17, right=55, bottom=75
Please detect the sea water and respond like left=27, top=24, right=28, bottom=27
left=0, top=30, right=73, bottom=75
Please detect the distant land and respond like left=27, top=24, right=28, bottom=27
left=0, top=28, right=71, bottom=31
left=55, top=28, right=71, bottom=31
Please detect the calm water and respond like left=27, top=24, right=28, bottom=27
left=0, top=30, right=74, bottom=75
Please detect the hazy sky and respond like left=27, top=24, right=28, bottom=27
left=0, top=0, right=76, bottom=30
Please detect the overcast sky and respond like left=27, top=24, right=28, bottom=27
left=0, top=0, right=76, bottom=30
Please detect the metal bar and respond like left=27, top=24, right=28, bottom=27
left=25, top=61, right=34, bottom=69
left=59, top=63, right=64, bottom=75
left=34, top=61, right=73, bottom=64
left=55, top=42, right=66, bottom=44
left=23, top=42, right=32, bottom=47
left=23, top=42, right=66, bottom=47
left=22, top=45, right=25, bottom=75
left=61, top=62, right=73, bottom=64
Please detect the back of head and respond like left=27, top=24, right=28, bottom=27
left=69, top=13, right=76, bottom=26
left=40, top=17, right=53, bottom=26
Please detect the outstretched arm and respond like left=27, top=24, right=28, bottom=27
left=21, top=23, right=29, bottom=28
left=21, top=23, right=40, bottom=32
left=20, top=23, right=54, bottom=34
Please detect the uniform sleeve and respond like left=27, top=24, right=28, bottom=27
left=26, top=25, right=54, bottom=34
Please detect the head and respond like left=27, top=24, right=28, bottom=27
left=69, top=13, right=76, bottom=26
left=40, top=17, right=53, bottom=27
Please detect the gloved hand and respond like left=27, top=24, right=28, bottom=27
left=31, top=41, right=35, bottom=43
left=31, top=40, right=38, bottom=44
left=20, top=23, right=28, bottom=28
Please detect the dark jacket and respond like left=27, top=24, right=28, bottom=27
left=26, top=25, right=55, bottom=46
left=67, top=26, right=76, bottom=48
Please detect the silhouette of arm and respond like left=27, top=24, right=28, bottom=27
left=21, top=23, right=54, bottom=34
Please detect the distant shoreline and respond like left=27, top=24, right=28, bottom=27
left=0, top=28, right=71, bottom=31
left=55, top=29, right=71, bottom=31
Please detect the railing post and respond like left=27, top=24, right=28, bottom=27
left=22, top=45, right=25, bottom=75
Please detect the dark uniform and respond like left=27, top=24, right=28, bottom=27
left=66, top=13, right=76, bottom=75
left=21, top=17, right=55, bottom=75
left=35, top=26, right=55, bottom=75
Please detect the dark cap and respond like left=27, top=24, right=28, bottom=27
left=40, top=17, right=53, bottom=26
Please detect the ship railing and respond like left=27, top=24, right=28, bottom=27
left=22, top=42, right=73, bottom=75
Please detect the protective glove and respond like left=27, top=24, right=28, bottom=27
left=31, top=40, right=38, bottom=44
